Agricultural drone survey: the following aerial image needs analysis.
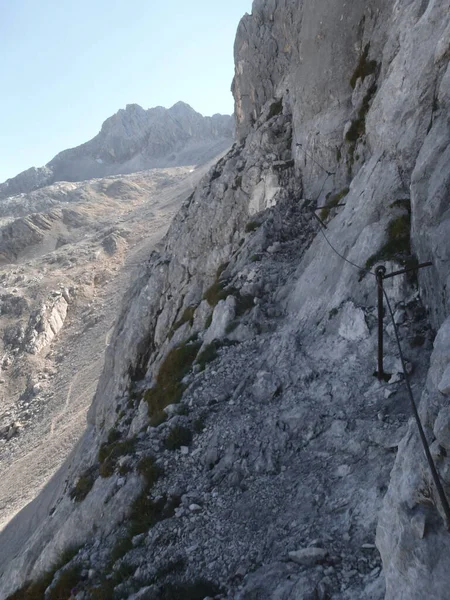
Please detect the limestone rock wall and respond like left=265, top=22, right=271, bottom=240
left=234, top=1, right=450, bottom=598
left=89, top=105, right=296, bottom=433
left=1, top=1, right=450, bottom=598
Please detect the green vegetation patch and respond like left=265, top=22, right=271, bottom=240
left=245, top=220, right=261, bottom=233
left=193, top=415, right=206, bottom=434
left=169, top=305, right=197, bottom=339
left=364, top=213, right=412, bottom=272
left=350, top=44, right=378, bottom=89
left=235, top=293, right=255, bottom=316
left=204, top=273, right=253, bottom=317
left=128, top=493, right=180, bottom=537
left=268, top=98, right=283, bottom=119
left=196, top=341, right=220, bottom=371
left=48, top=564, right=83, bottom=600
left=345, top=80, right=377, bottom=143
left=6, top=574, right=55, bottom=600
left=328, top=307, right=339, bottom=320
left=110, top=534, right=134, bottom=563
left=70, top=467, right=96, bottom=502
left=203, top=279, right=229, bottom=307
left=109, top=561, right=135, bottom=586
left=216, top=262, right=229, bottom=278
left=390, top=198, right=411, bottom=211
left=98, top=436, right=137, bottom=479
left=137, top=455, right=163, bottom=487
left=144, top=340, right=202, bottom=426
left=233, top=175, right=243, bottom=190
left=88, top=560, right=136, bottom=598
left=319, top=187, right=350, bottom=221
left=225, top=320, right=239, bottom=335
left=197, top=338, right=239, bottom=371
left=87, top=579, right=115, bottom=600
left=164, top=425, right=193, bottom=451
left=203, top=262, right=231, bottom=307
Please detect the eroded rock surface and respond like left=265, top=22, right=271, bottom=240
left=1, top=1, right=450, bottom=599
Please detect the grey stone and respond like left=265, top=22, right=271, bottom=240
left=433, top=407, right=450, bottom=450
left=338, top=302, right=369, bottom=342
left=251, top=370, right=281, bottom=403
left=288, top=548, right=328, bottom=566
left=410, top=512, right=427, bottom=540
left=129, top=400, right=149, bottom=437
left=202, top=295, right=236, bottom=347
left=26, top=294, right=69, bottom=354
left=438, top=365, right=450, bottom=395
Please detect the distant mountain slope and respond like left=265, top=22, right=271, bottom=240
left=0, top=102, right=234, bottom=199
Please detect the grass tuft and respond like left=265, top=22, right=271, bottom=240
left=144, top=341, right=201, bottom=425
left=350, top=44, right=378, bottom=89
left=98, top=437, right=137, bottom=478
left=233, top=175, right=243, bottom=189
left=87, top=579, right=115, bottom=600
left=136, top=455, right=163, bottom=487
left=196, top=341, right=220, bottom=371
left=203, top=262, right=232, bottom=307
left=268, top=98, right=283, bottom=118
left=362, top=213, right=412, bottom=279
left=319, top=187, right=350, bottom=221
left=70, top=467, right=96, bottom=502
left=328, top=307, right=339, bottom=320
left=345, top=80, right=378, bottom=144
left=245, top=221, right=261, bottom=233
left=203, top=280, right=228, bottom=307
left=110, top=561, right=135, bottom=586
left=216, top=262, right=229, bottom=278
left=169, top=305, right=197, bottom=339
left=164, top=425, right=193, bottom=451
left=128, top=494, right=180, bottom=537
left=110, top=535, right=134, bottom=563
left=235, top=293, right=255, bottom=316
left=48, top=564, right=83, bottom=600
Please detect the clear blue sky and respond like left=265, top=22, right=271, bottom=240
left=0, top=0, right=252, bottom=182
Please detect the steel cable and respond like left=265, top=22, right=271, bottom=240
left=314, top=221, right=450, bottom=529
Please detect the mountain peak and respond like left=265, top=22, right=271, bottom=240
left=171, top=100, right=194, bottom=110
left=0, top=103, right=235, bottom=198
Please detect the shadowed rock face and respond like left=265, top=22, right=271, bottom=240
left=0, top=102, right=234, bottom=199
left=2, top=1, right=450, bottom=599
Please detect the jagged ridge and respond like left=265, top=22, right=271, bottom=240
left=0, top=102, right=234, bottom=199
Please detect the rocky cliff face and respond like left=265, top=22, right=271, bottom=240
left=1, top=1, right=450, bottom=599
left=0, top=102, right=234, bottom=199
